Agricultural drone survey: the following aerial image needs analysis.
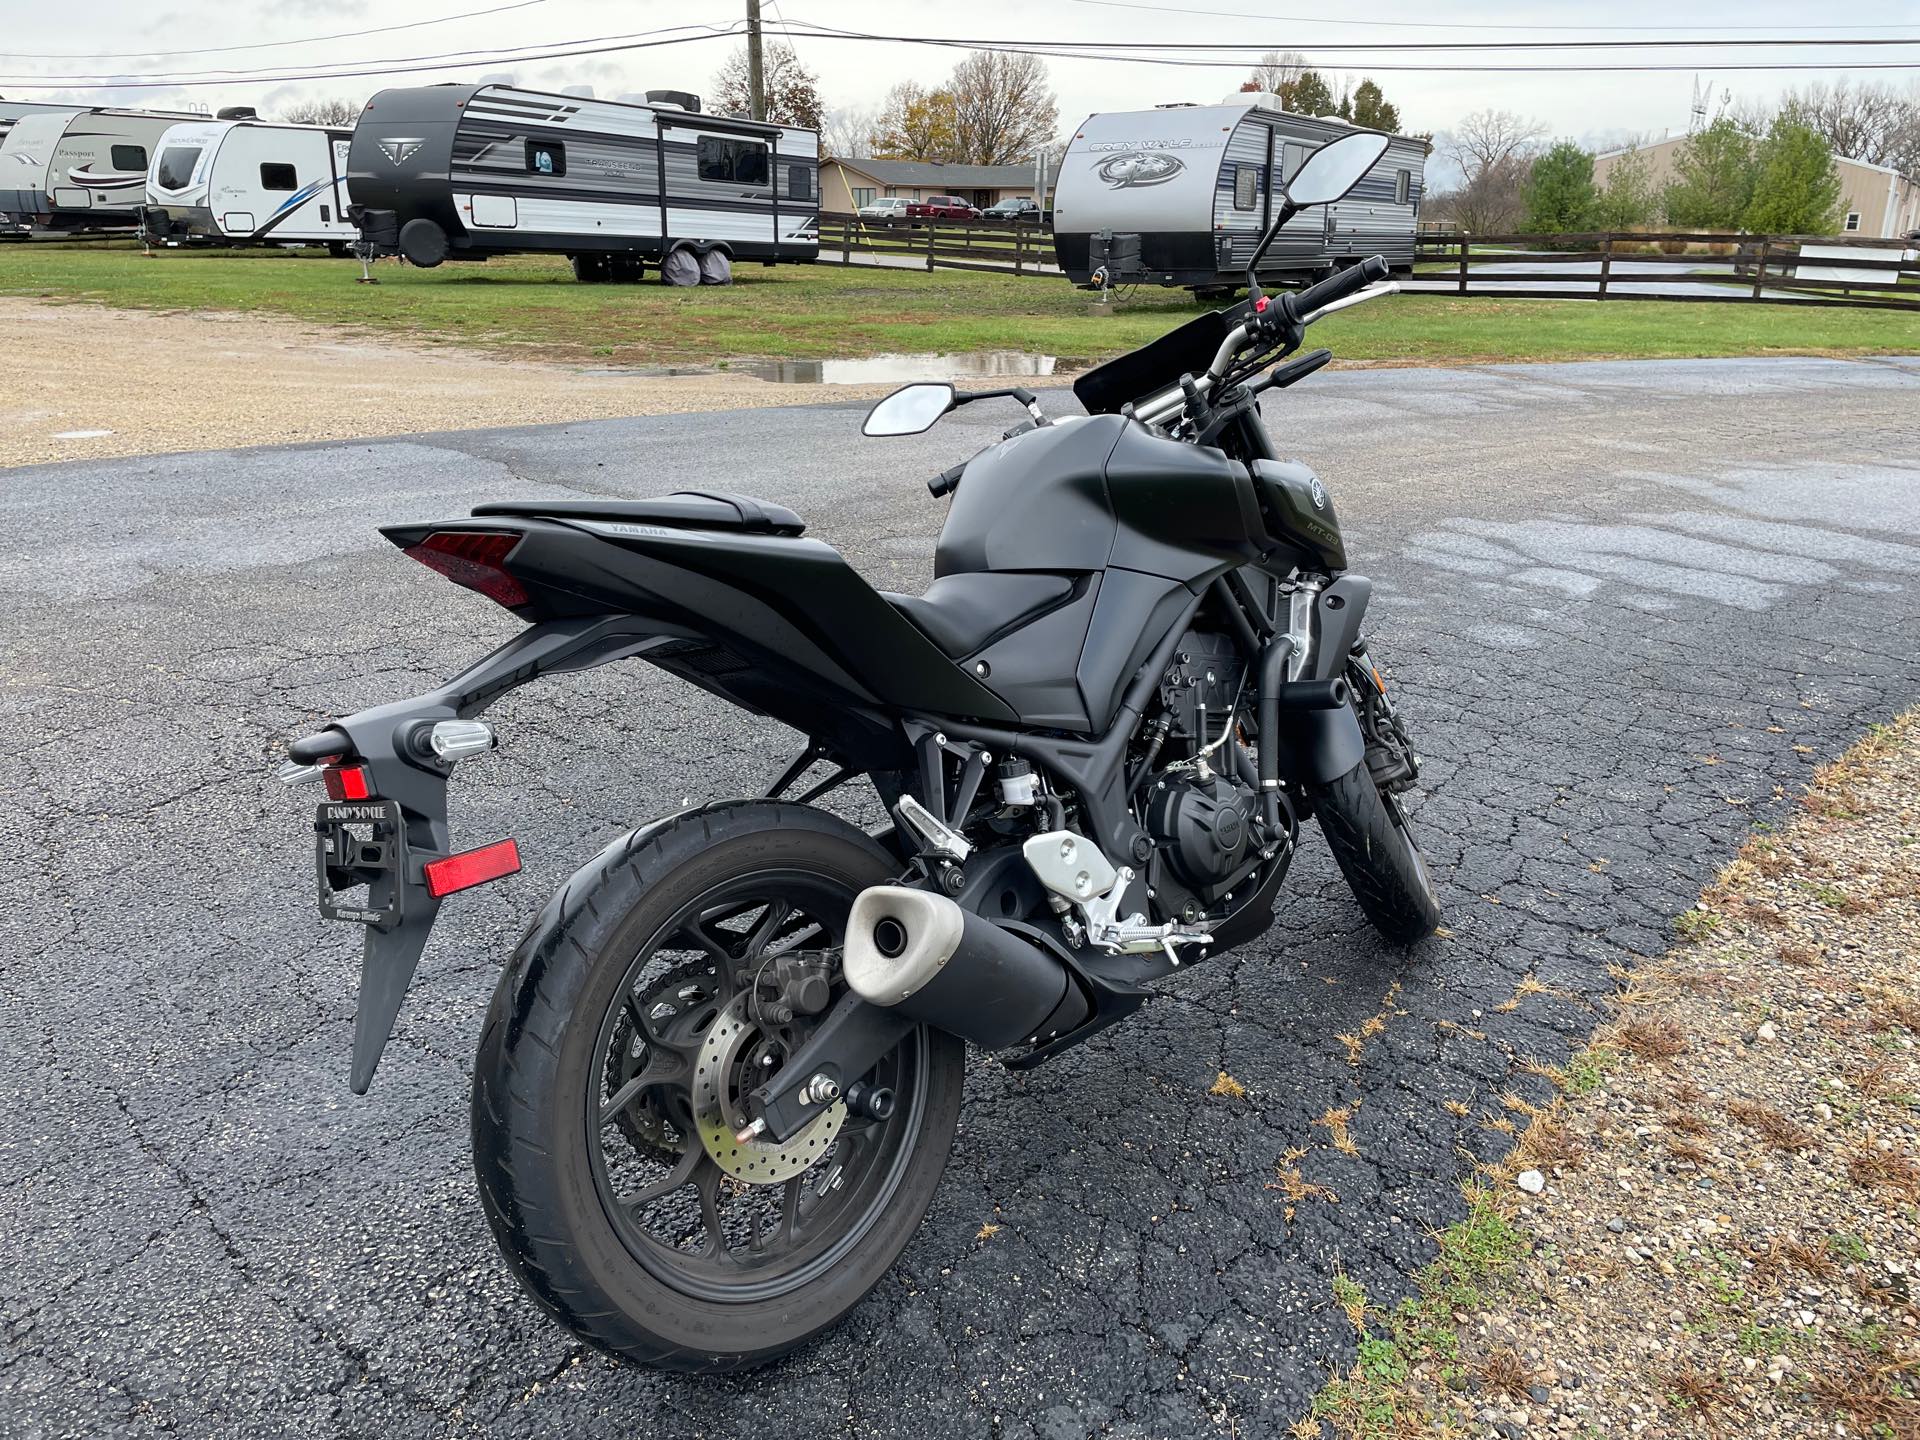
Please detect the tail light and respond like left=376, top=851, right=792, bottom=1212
left=403, top=531, right=529, bottom=610
left=323, top=763, right=374, bottom=801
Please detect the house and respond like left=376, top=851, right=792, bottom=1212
left=819, top=157, right=1043, bottom=213
left=1593, top=134, right=1920, bottom=238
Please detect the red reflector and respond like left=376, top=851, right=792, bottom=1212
left=423, top=839, right=521, bottom=898
left=404, top=531, right=530, bottom=610
left=323, top=764, right=373, bottom=801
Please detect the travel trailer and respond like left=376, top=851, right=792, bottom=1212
left=0, top=106, right=205, bottom=233
left=145, top=116, right=355, bottom=247
left=345, top=84, right=819, bottom=280
left=1051, top=93, right=1428, bottom=292
left=0, top=101, right=79, bottom=148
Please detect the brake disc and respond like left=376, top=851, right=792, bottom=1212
left=691, top=994, right=845, bottom=1185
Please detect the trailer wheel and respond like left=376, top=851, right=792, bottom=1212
left=570, top=254, right=612, bottom=284
left=610, top=256, right=647, bottom=284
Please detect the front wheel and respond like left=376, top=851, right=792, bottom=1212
left=1309, top=660, right=1442, bottom=943
left=471, top=801, right=965, bottom=1372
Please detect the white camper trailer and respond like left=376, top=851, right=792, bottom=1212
left=145, top=117, right=355, bottom=247
left=0, top=106, right=204, bottom=233
left=0, top=101, right=79, bottom=148
left=1052, top=94, right=1427, bottom=292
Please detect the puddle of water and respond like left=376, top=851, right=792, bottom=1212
left=52, top=429, right=114, bottom=439
left=576, top=351, right=1067, bottom=385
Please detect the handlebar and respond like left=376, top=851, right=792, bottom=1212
left=1276, top=255, right=1389, bottom=326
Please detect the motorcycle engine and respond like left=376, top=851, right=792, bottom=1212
left=1147, top=772, right=1260, bottom=894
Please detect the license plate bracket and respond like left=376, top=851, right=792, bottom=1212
left=315, top=798, right=408, bottom=929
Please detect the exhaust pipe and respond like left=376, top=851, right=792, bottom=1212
left=843, top=887, right=1090, bottom=1050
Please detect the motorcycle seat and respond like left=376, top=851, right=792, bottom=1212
left=473, top=490, right=805, bottom=537
left=881, top=572, right=1075, bottom=659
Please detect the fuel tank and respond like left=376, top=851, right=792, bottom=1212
left=935, top=415, right=1267, bottom=585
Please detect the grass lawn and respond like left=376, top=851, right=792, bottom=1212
left=2, top=242, right=1914, bottom=369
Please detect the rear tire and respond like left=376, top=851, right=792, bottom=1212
left=471, top=801, right=965, bottom=1372
left=1311, top=760, right=1442, bottom=944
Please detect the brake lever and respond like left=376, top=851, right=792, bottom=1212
left=1248, top=347, right=1333, bottom=396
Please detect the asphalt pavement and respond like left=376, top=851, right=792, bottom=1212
left=2, top=354, right=1918, bottom=1440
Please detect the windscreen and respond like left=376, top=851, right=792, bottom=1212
left=155, top=146, right=202, bottom=191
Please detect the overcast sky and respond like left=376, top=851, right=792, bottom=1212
left=5, top=0, right=1916, bottom=165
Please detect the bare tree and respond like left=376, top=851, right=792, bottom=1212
left=1248, top=50, right=1306, bottom=95
left=711, top=41, right=824, bottom=130
left=946, top=51, right=1058, bottom=166
left=1435, top=109, right=1545, bottom=232
left=278, top=97, right=363, bottom=127
left=1777, top=79, right=1920, bottom=176
left=822, top=105, right=879, bottom=159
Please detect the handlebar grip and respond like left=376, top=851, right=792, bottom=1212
left=928, top=462, right=967, bottom=499
left=1282, top=255, right=1389, bottom=323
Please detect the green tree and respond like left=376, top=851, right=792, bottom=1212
left=1349, top=79, right=1401, bottom=133
left=1285, top=70, right=1337, bottom=117
left=1594, top=145, right=1657, bottom=229
left=1744, top=116, right=1844, bottom=234
left=1522, top=140, right=1596, bottom=233
left=1662, top=117, right=1754, bottom=229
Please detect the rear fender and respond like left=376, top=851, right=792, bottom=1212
left=295, top=615, right=688, bottom=1092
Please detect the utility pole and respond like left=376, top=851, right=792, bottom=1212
left=746, top=0, right=767, bottom=122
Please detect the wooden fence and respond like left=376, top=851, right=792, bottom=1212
left=1411, top=231, right=1920, bottom=311
left=814, top=211, right=1058, bottom=275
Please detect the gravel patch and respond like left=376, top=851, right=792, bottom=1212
left=0, top=298, right=907, bottom=468
left=1307, top=714, right=1920, bottom=1439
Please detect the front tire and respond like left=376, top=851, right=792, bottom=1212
left=471, top=801, right=965, bottom=1372
left=1311, top=759, right=1442, bottom=945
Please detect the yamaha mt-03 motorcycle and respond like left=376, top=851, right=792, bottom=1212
left=280, top=129, right=1439, bottom=1371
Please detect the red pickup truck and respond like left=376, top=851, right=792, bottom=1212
left=905, top=195, right=981, bottom=220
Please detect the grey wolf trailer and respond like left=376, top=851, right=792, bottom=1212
left=1051, top=94, right=1427, bottom=291
left=345, top=84, right=819, bottom=281
left=144, top=117, right=355, bottom=248
left=0, top=106, right=205, bottom=233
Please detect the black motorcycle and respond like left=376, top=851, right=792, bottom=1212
left=282, top=129, right=1439, bottom=1372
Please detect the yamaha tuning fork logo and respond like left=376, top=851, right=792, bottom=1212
left=1094, top=150, right=1186, bottom=189
left=376, top=137, right=426, bottom=166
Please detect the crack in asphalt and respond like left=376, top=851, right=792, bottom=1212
left=0, top=355, right=1915, bottom=1439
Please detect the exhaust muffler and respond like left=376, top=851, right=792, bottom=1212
left=843, top=887, right=1090, bottom=1050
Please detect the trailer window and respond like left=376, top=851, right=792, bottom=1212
left=1233, top=164, right=1259, bottom=211
left=155, top=146, right=201, bottom=190
left=526, top=140, right=566, bottom=177
left=260, top=163, right=298, bottom=192
left=111, top=144, right=147, bottom=172
left=787, top=164, right=812, bottom=201
left=1394, top=169, right=1410, bottom=205
left=1282, top=144, right=1309, bottom=182
left=698, top=136, right=769, bottom=186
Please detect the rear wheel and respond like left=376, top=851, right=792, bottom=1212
left=471, top=802, right=965, bottom=1372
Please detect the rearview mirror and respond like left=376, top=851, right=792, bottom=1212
left=1284, top=131, right=1392, bottom=209
left=863, top=382, right=956, bottom=437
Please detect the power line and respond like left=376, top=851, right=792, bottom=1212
left=1052, top=0, right=1920, bottom=34
left=7, top=17, right=1920, bottom=91
left=0, top=22, right=744, bottom=87
left=0, top=0, right=554, bottom=62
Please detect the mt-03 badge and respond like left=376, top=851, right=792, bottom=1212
left=1095, top=151, right=1185, bottom=188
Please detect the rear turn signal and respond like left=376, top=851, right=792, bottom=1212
left=323, top=764, right=374, bottom=801
left=423, top=839, right=522, bottom=899
left=403, top=531, right=530, bottom=610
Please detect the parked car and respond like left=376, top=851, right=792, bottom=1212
left=982, top=196, right=1044, bottom=225
left=905, top=194, right=980, bottom=220
left=858, top=197, right=913, bottom=223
